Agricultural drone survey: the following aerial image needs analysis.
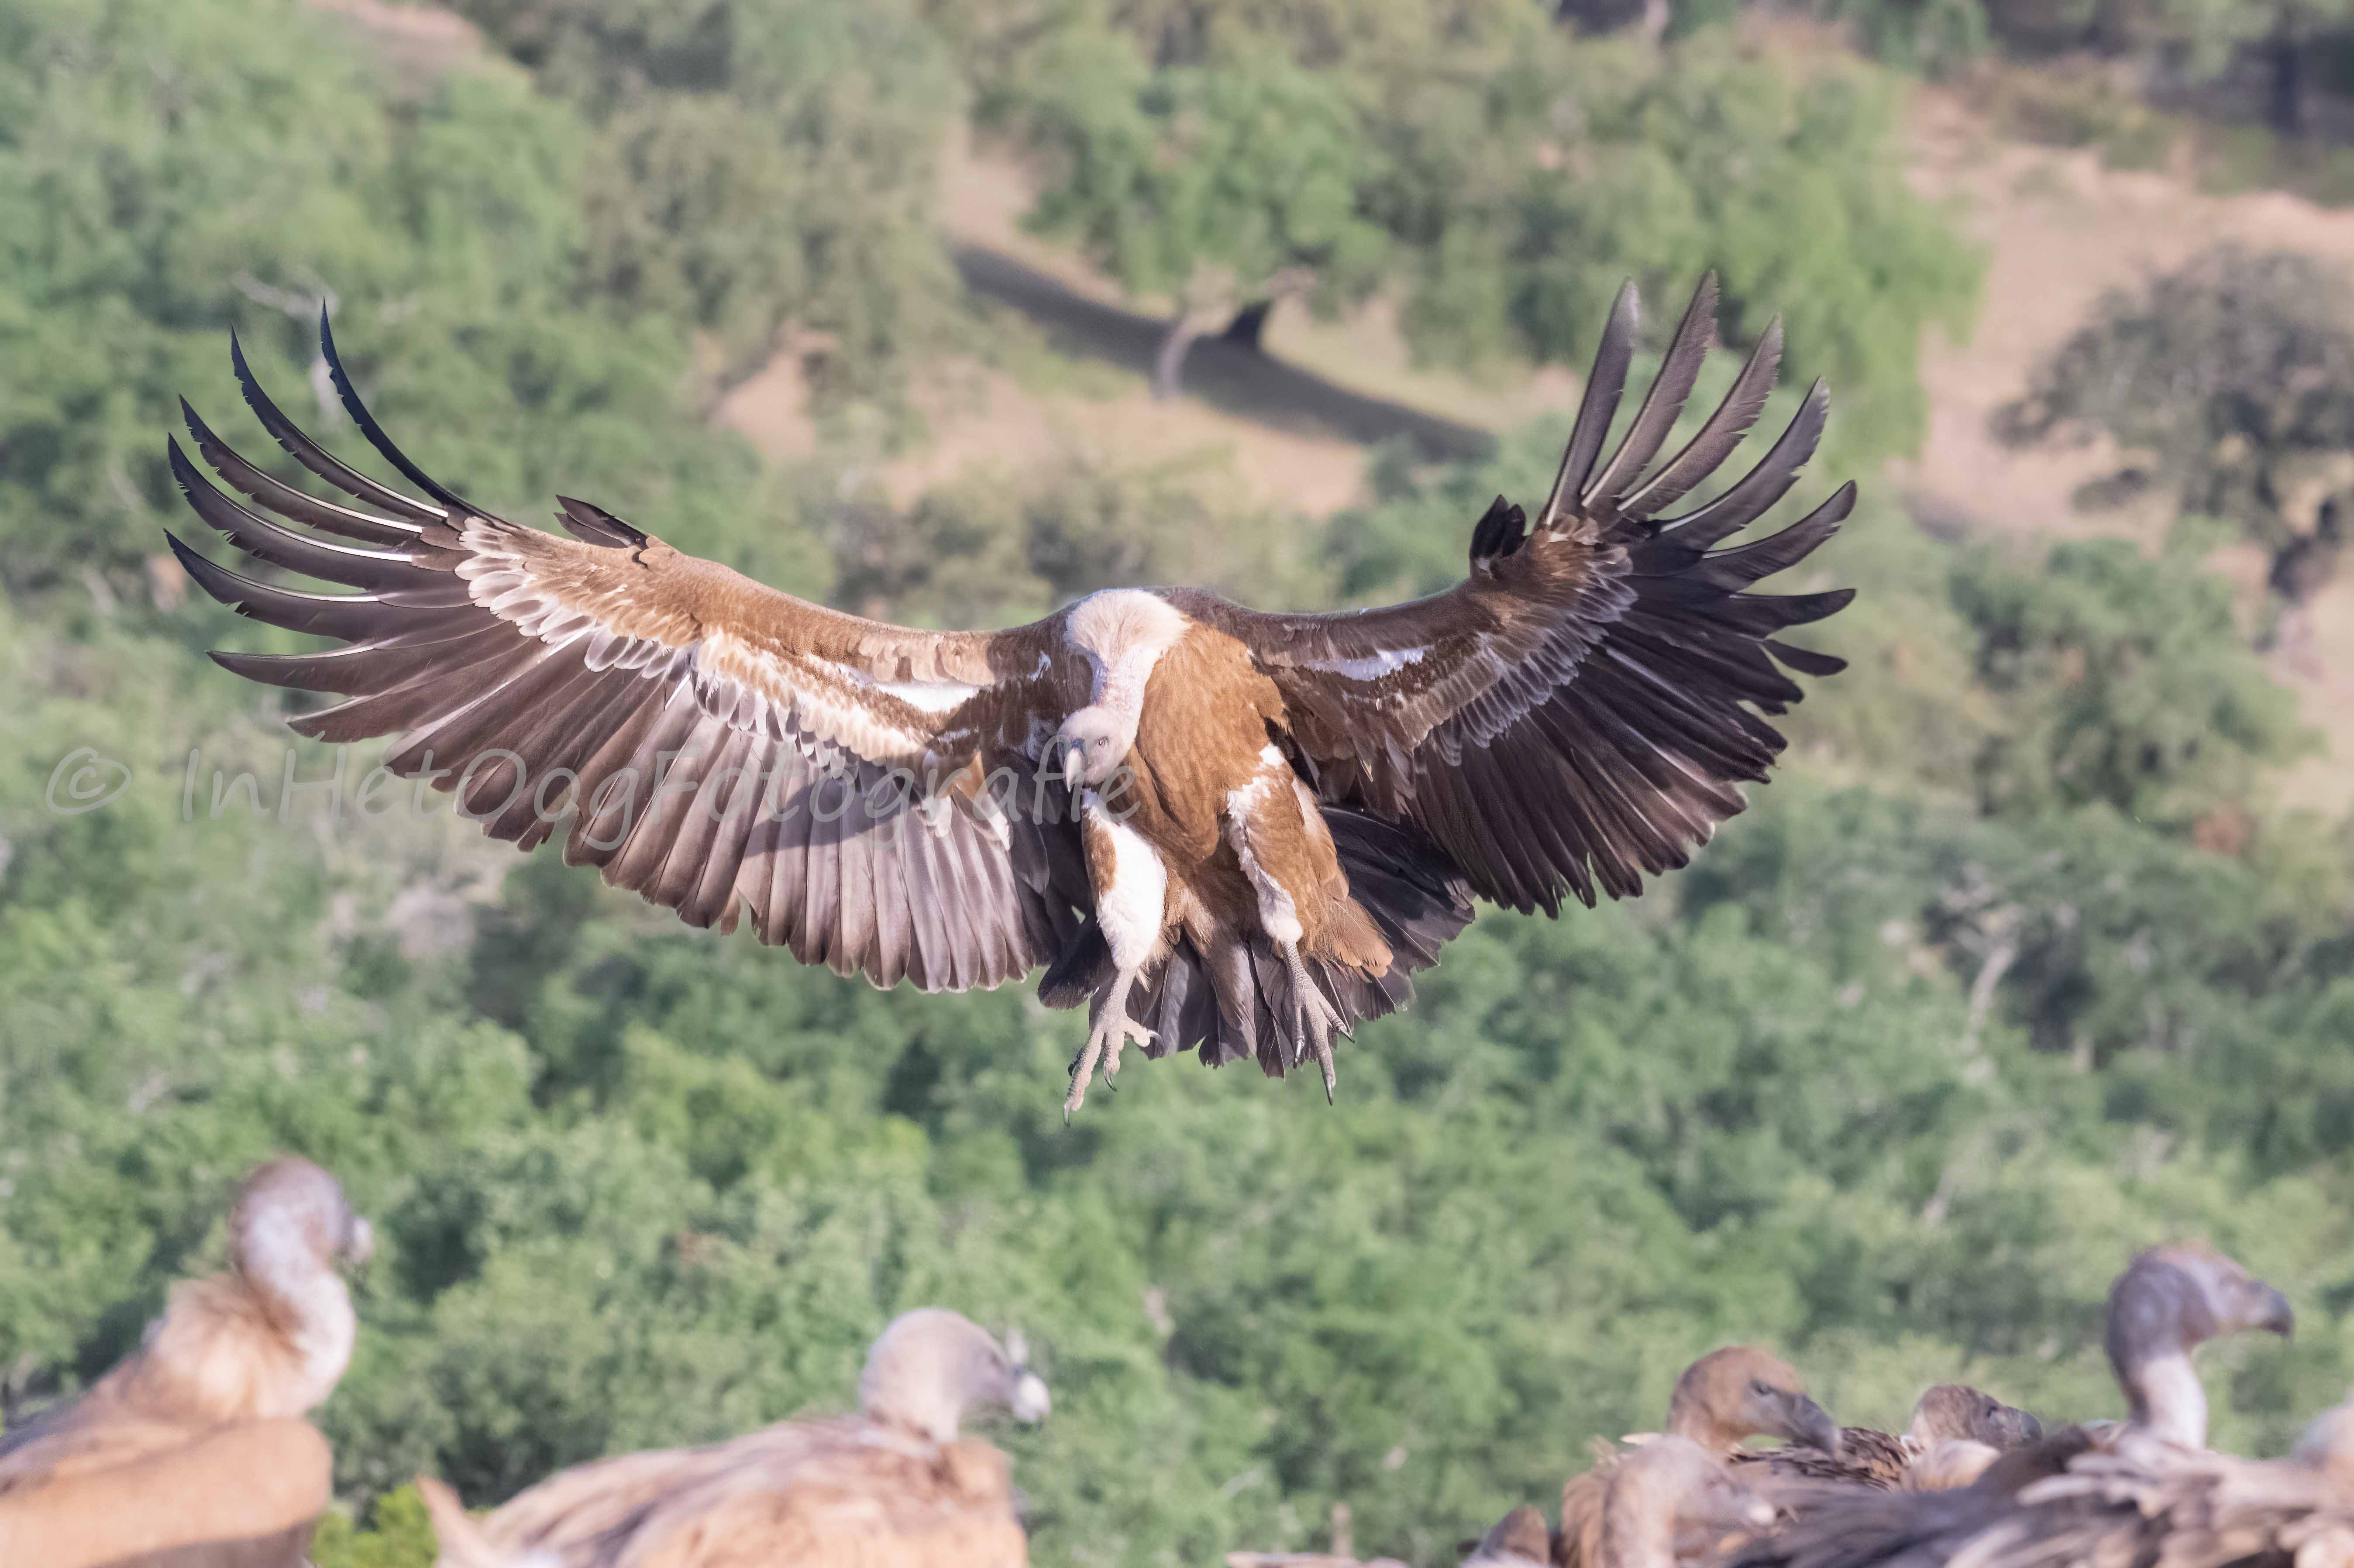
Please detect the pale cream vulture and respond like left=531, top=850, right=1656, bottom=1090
left=171, top=274, right=1852, bottom=1113
left=0, top=1157, right=373, bottom=1567
left=419, top=1307, right=1048, bottom=1568
left=1714, top=1243, right=2300, bottom=1568
left=1559, top=1347, right=1838, bottom=1567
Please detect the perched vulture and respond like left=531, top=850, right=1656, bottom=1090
left=0, top=1157, right=373, bottom=1568
left=1560, top=1348, right=1839, bottom=1566
left=419, top=1307, right=1049, bottom=1568
left=169, top=273, right=1854, bottom=1113
left=1714, top=1244, right=2299, bottom=1568
left=1596, top=1435, right=1780, bottom=1568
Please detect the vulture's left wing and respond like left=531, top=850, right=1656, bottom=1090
left=168, top=317, right=1088, bottom=992
left=1172, top=274, right=1853, bottom=915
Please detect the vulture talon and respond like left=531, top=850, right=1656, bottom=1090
left=1064, top=974, right=1152, bottom=1120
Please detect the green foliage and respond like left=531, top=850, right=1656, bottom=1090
left=1492, top=34, right=1982, bottom=458
left=2, top=0, right=2349, bottom=1564
left=1953, top=538, right=2316, bottom=823
left=1999, top=246, right=2354, bottom=559
left=0, top=0, right=784, bottom=603
left=976, top=4, right=1978, bottom=459
left=452, top=0, right=964, bottom=400
left=310, top=1484, right=440, bottom=1568
left=1018, top=47, right=1388, bottom=314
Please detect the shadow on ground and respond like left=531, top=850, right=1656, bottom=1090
left=953, top=245, right=1495, bottom=463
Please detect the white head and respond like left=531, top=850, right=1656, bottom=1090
left=1050, top=705, right=1137, bottom=789
left=2106, top=1243, right=2292, bottom=1449
left=229, top=1156, right=373, bottom=1410
left=858, top=1309, right=1051, bottom=1443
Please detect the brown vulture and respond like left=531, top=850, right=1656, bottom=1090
left=1712, top=1243, right=2300, bottom=1568
left=1735, top=1384, right=2044, bottom=1494
left=1560, top=1347, right=1839, bottom=1567
left=419, top=1307, right=1047, bottom=1568
left=0, top=1158, right=372, bottom=1568
left=168, top=274, right=1853, bottom=1114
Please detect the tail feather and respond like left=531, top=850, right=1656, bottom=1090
left=1034, top=807, right=1473, bottom=1081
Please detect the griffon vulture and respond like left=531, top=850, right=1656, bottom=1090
left=419, top=1307, right=1048, bottom=1568
left=1714, top=1244, right=2299, bottom=1568
left=169, top=275, right=1852, bottom=1114
left=1733, top=1384, right=2043, bottom=1494
left=0, top=1157, right=372, bottom=1568
left=1559, top=1348, right=1838, bottom=1567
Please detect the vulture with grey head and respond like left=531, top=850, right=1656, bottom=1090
left=1559, top=1347, right=1839, bottom=1567
left=169, top=274, right=1853, bottom=1114
left=0, top=1157, right=373, bottom=1568
left=418, top=1307, right=1049, bottom=1568
left=1712, top=1243, right=2299, bottom=1568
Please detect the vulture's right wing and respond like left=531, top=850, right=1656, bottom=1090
left=170, top=318, right=1088, bottom=992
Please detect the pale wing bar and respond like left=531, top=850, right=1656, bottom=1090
left=169, top=321, right=1081, bottom=991
left=1194, top=274, right=1853, bottom=916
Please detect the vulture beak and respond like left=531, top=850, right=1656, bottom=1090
left=1010, top=1369, right=1051, bottom=1424
left=341, top=1214, right=375, bottom=1288
left=2253, top=1284, right=2296, bottom=1339
left=1778, top=1393, right=1840, bottom=1455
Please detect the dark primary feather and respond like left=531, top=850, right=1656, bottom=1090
left=173, top=317, right=1081, bottom=995
left=1174, top=274, right=1855, bottom=922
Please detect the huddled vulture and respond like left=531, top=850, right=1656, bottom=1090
left=170, top=273, right=1855, bottom=1112
left=1716, top=1244, right=2303, bottom=1568
left=420, top=1307, right=1050, bottom=1568
left=1731, top=1383, right=2043, bottom=1494
left=0, top=1157, right=372, bottom=1568
left=1558, top=1347, right=1838, bottom=1567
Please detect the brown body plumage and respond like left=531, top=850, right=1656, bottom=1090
left=172, top=275, right=1853, bottom=1110
left=1559, top=1348, right=1838, bottom=1568
left=1716, top=1244, right=2299, bottom=1568
left=1735, top=1385, right=2042, bottom=1496
left=0, top=1158, right=372, bottom=1568
left=420, top=1308, right=1048, bottom=1568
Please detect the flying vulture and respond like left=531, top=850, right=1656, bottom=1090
left=1715, top=1244, right=2299, bottom=1568
left=1559, top=1347, right=1838, bottom=1568
left=168, top=274, right=1854, bottom=1113
left=0, top=1157, right=372, bottom=1568
left=419, top=1307, right=1048, bottom=1568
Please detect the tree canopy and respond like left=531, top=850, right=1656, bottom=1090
left=3, top=1, right=2348, bottom=1566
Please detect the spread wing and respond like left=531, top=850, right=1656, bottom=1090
left=169, top=316, right=1088, bottom=992
left=1171, top=274, right=1854, bottom=915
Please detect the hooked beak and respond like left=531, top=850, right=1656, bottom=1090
left=1778, top=1393, right=1840, bottom=1455
left=1010, top=1369, right=1051, bottom=1424
left=2252, top=1284, right=2296, bottom=1339
left=341, top=1215, right=375, bottom=1288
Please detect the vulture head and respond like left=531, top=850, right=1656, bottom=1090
left=1906, top=1385, right=2041, bottom=1451
left=1049, top=705, right=1137, bottom=789
left=1667, top=1347, right=1838, bottom=1458
left=233, top=1155, right=374, bottom=1279
left=857, top=1310, right=1050, bottom=1444
left=1904, top=1437, right=2002, bottom=1491
left=2293, top=1393, right=2354, bottom=1491
left=2106, top=1243, right=2292, bottom=1450
left=1601, top=1435, right=1776, bottom=1568
left=218, top=1156, right=372, bottom=1417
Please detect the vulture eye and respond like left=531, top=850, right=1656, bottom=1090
left=1751, top=1379, right=1775, bottom=1396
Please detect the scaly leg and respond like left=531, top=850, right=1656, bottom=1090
left=1277, top=940, right=1347, bottom=1104
left=1065, top=969, right=1153, bottom=1121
